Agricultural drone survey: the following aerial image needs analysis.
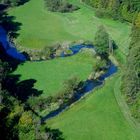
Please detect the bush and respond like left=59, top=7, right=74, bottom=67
left=27, top=96, right=53, bottom=111
left=18, top=111, right=34, bottom=133
left=64, top=49, right=73, bottom=56
left=45, top=0, right=79, bottom=13
left=93, top=58, right=107, bottom=72
left=95, top=9, right=106, bottom=18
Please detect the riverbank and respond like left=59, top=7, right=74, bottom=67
left=46, top=73, right=140, bottom=140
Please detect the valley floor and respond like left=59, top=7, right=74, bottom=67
left=8, top=0, right=140, bottom=139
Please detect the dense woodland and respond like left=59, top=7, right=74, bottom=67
left=82, top=0, right=140, bottom=22
left=122, top=19, right=140, bottom=120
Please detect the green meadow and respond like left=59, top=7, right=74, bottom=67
left=9, top=0, right=131, bottom=55
left=13, top=50, right=95, bottom=96
left=9, top=0, right=140, bottom=139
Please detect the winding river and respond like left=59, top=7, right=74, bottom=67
left=0, top=26, right=117, bottom=122
left=41, top=62, right=117, bottom=122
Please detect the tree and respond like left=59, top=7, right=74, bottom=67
left=63, top=76, right=80, bottom=95
left=18, top=111, right=36, bottom=139
left=94, top=25, right=109, bottom=57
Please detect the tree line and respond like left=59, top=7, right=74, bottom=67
left=82, top=0, right=140, bottom=22
left=122, top=15, right=140, bottom=121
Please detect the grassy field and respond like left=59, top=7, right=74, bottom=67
left=46, top=74, right=140, bottom=140
left=13, top=50, right=95, bottom=97
left=9, top=0, right=131, bottom=55
left=9, top=0, right=140, bottom=139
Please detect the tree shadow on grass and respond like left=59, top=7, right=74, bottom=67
left=18, top=0, right=30, bottom=6
left=0, top=0, right=30, bottom=7
left=4, top=75, right=43, bottom=102
left=0, top=42, right=42, bottom=103
left=0, top=4, right=8, bottom=10
left=0, top=10, right=22, bottom=39
left=0, top=0, right=30, bottom=39
left=45, top=127, right=64, bottom=140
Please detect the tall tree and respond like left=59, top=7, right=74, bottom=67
left=94, top=25, right=109, bottom=57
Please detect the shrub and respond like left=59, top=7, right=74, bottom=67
left=45, top=0, right=79, bottom=13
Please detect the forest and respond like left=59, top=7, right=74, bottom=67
left=82, top=0, right=140, bottom=22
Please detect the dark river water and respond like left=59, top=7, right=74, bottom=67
left=0, top=26, right=26, bottom=61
